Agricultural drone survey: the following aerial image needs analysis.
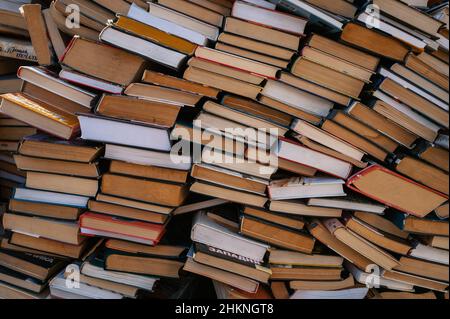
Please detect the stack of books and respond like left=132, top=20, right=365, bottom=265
left=0, top=0, right=448, bottom=300
left=184, top=0, right=307, bottom=99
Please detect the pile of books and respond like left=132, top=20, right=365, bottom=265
left=0, top=0, right=449, bottom=300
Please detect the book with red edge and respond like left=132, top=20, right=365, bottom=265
left=79, top=212, right=166, bottom=246
left=346, top=165, right=448, bottom=218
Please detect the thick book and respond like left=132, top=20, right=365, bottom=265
left=0, top=249, right=66, bottom=281
left=60, top=36, right=147, bottom=86
left=101, top=173, right=189, bottom=207
left=78, top=113, right=172, bottom=152
left=191, top=212, right=269, bottom=264
left=193, top=244, right=271, bottom=283
left=232, top=0, right=308, bottom=34
left=3, top=212, right=85, bottom=245
left=127, top=3, right=208, bottom=45
left=340, top=23, right=410, bottom=61
left=96, top=94, right=181, bottom=128
left=80, top=212, right=166, bottom=246
left=99, top=25, right=188, bottom=70
left=268, top=177, right=346, bottom=200
left=323, top=218, right=400, bottom=271
left=240, top=216, right=316, bottom=254
left=0, top=93, right=79, bottom=140
left=277, top=138, right=353, bottom=179
left=18, top=134, right=103, bottom=163
left=19, top=4, right=54, bottom=66
left=347, top=165, right=448, bottom=217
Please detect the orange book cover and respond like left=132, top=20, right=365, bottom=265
left=114, top=16, right=197, bottom=55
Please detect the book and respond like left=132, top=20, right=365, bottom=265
left=96, top=95, right=181, bottom=128
left=12, top=188, right=90, bottom=208
left=191, top=212, right=269, bottom=264
left=101, top=173, right=189, bottom=207
left=331, top=111, right=399, bottom=153
left=346, top=102, right=418, bottom=148
left=188, top=57, right=264, bottom=86
left=109, top=160, right=189, bottom=184
left=224, top=17, right=301, bottom=50
left=0, top=249, right=65, bottom=281
left=192, top=245, right=271, bottom=283
left=80, top=212, right=166, bottom=246
left=266, top=0, right=345, bottom=31
left=344, top=216, right=412, bottom=255
left=183, top=258, right=259, bottom=293
left=347, top=165, right=448, bottom=217
left=232, top=0, right=308, bottom=34
left=9, top=232, right=94, bottom=259
left=269, top=177, right=346, bottom=200
left=3, top=212, right=85, bottom=245
left=373, top=0, right=444, bottom=36
left=262, top=80, right=334, bottom=117
left=279, top=72, right=351, bottom=106
left=194, top=46, right=281, bottom=79
left=125, top=83, right=203, bottom=107
left=321, top=120, right=389, bottom=161
left=8, top=199, right=82, bottom=221
left=148, top=2, right=219, bottom=41
left=20, top=81, right=93, bottom=115
left=14, top=155, right=101, bottom=178
left=269, top=250, right=343, bottom=268
left=19, top=4, right=54, bottom=66
left=291, top=58, right=366, bottom=98
left=243, top=206, right=306, bottom=230
left=307, top=196, right=387, bottom=215
left=99, top=24, right=188, bottom=70
left=158, top=0, right=224, bottom=27
left=269, top=200, right=343, bottom=218
left=18, top=134, right=103, bottom=163
left=340, top=23, right=410, bottom=61
left=215, top=43, right=290, bottom=68
left=105, top=144, right=191, bottom=171
left=191, top=164, right=268, bottom=195
left=240, top=216, right=316, bottom=254
left=184, top=66, right=262, bottom=99
left=78, top=114, right=172, bottom=152
left=395, top=156, right=449, bottom=195
left=277, top=138, right=353, bottom=179
left=306, top=34, right=380, bottom=71
left=0, top=93, right=79, bottom=140
left=217, top=33, right=296, bottom=61
left=25, top=171, right=98, bottom=197
left=127, top=3, right=208, bottom=45
left=141, top=70, right=219, bottom=98
left=389, top=212, right=449, bottom=236
left=0, top=36, right=37, bottom=62
left=60, top=37, right=147, bottom=86
left=104, top=253, right=184, bottom=279
left=58, top=68, right=124, bottom=95
left=299, top=46, right=374, bottom=82
left=88, top=200, right=169, bottom=225
left=291, top=119, right=366, bottom=161
left=323, top=218, right=400, bottom=270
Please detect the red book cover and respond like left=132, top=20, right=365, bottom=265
left=79, top=212, right=166, bottom=245
left=347, top=165, right=448, bottom=217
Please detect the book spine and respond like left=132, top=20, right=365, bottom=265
left=0, top=39, right=38, bottom=62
